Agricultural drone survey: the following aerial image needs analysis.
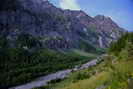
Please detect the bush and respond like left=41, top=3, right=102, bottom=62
left=72, top=71, right=90, bottom=82
left=48, top=79, right=62, bottom=84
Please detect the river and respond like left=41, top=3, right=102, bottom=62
left=10, top=55, right=106, bottom=89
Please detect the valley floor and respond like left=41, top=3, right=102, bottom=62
left=9, top=54, right=104, bottom=89
left=35, top=55, right=133, bottom=89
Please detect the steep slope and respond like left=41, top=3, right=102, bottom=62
left=92, top=15, right=125, bottom=47
left=65, top=11, right=125, bottom=47
left=0, top=0, right=125, bottom=51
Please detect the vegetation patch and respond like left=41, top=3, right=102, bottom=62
left=0, top=34, right=97, bottom=88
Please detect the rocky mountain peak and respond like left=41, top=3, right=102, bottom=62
left=94, top=15, right=109, bottom=20
left=0, top=0, right=126, bottom=50
left=94, top=15, right=119, bottom=28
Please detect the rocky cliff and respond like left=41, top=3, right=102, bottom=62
left=0, top=0, right=125, bottom=51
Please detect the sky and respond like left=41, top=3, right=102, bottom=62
left=49, top=0, right=133, bottom=31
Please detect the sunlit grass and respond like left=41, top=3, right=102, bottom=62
left=60, top=72, right=111, bottom=89
left=72, top=49, right=98, bottom=58
left=48, top=57, right=133, bottom=89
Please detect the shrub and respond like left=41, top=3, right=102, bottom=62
left=48, top=79, right=62, bottom=84
left=72, top=71, right=90, bottom=82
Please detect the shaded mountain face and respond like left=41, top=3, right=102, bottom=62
left=0, top=0, right=125, bottom=51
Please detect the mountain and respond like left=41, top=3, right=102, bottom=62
left=0, top=0, right=125, bottom=51
left=0, top=0, right=127, bottom=88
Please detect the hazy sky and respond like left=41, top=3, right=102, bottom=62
left=49, top=0, right=133, bottom=31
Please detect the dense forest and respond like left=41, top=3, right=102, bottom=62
left=0, top=34, right=99, bottom=89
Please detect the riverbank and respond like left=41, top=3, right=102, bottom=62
left=10, top=54, right=107, bottom=89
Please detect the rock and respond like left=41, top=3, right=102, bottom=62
left=0, top=0, right=126, bottom=51
left=96, top=85, right=106, bottom=89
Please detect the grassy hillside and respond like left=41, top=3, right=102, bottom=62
left=34, top=32, right=133, bottom=89
left=46, top=57, right=133, bottom=89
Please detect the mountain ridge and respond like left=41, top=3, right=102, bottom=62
left=0, top=0, right=126, bottom=50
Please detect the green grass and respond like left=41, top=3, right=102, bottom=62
left=72, top=49, right=98, bottom=58
left=40, top=55, right=133, bottom=89
left=60, top=72, right=110, bottom=89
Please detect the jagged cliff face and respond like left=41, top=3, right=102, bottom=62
left=92, top=15, right=125, bottom=47
left=0, top=0, right=125, bottom=50
left=66, top=11, right=125, bottom=48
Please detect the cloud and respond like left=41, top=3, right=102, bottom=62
left=59, top=0, right=80, bottom=10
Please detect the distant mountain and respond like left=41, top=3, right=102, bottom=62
left=0, top=0, right=125, bottom=51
